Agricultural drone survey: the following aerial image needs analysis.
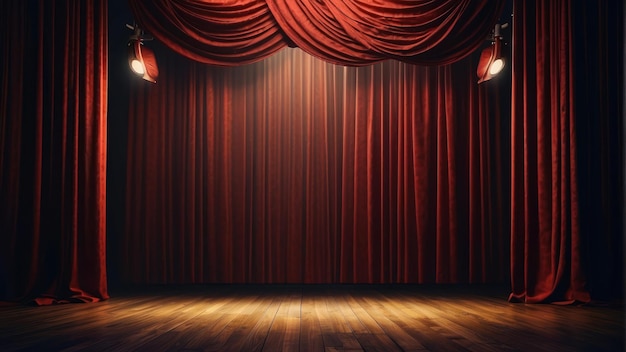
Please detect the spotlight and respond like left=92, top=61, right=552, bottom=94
left=477, top=23, right=507, bottom=84
left=127, top=24, right=158, bottom=83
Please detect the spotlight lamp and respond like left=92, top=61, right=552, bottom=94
left=127, top=24, right=159, bottom=83
left=477, top=23, right=508, bottom=84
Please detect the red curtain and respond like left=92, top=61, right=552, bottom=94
left=572, top=1, right=624, bottom=301
left=509, top=0, right=623, bottom=303
left=0, top=0, right=108, bottom=304
left=267, top=0, right=504, bottom=65
left=127, top=0, right=288, bottom=66
left=128, top=0, right=504, bottom=66
left=509, top=0, right=586, bottom=304
left=122, top=47, right=509, bottom=284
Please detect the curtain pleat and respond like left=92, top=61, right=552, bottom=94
left=508, top=0, right=623, bottom=303
left=573, top=1, right=624, bottom=301
left=0, top=0, right=619, bottom=305
left=267, top=0, right=504, bottom=66
left=127, top=0, right=287, bottom=67
left=122, top=47, right=509, bottom=284
left=0, top=0, right=108, bottom=304
left=509, top=0, right=584, bottom=304
left=128, top=0, right=504, bottom=66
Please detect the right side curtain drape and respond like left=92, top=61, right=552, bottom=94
left=509, top=0, right=623, bottom=303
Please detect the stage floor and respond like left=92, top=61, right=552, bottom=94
left=1, top=284, right=623, bottom=351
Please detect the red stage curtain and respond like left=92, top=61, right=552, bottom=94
left=122, top=47, right=509, bottom=284
left=508, top=0, right=624, bottom=304
left=0, top=0, right=108, bottom=304
left=572, top=1, right=624, bottom=301
left=267, top=0, right=504, bottom=66
left=127, top=0, right=503, bottom=66
left=509, top=0, right=586, bottom=304
left=127, top=0, right=288, bottom=66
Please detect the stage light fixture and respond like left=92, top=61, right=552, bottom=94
left=477, top=23, right=508, bottom=84
left=127, top=24, right=159, bottom=83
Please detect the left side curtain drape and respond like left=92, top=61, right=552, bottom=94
left=0, top=0, right=108, bottom=304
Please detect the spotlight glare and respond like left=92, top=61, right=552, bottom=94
left=127, top=24, right=159, bottom=83
left=489, top=59, right=504, bottom=75
left=131, top=59, right=145, bottom=75
left=477, top=23, right=507, bottom=84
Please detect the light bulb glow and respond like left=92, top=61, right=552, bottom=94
left=489, top=59, right=504, bottom=75
left=131, top=59, right=145, bottom=75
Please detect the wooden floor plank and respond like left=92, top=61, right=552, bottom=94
left=180, top=292, right=271, bottom=351
left=262, top=291, right=302, bottom=351
left=351, top=291, right=427, bottom=351
left=343, top=292, right=386, bottom=335
left=0, top=285, right=622, bottom=352
left=299, top=291, right=325, bottom=352
left=355, top=333, right=403, bottom=352
left=229, top=294, right=284, bottom=352
left=313, top=288, right=369, bottom=350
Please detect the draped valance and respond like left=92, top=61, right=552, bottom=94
left=128, top=0, right=504, bottom=66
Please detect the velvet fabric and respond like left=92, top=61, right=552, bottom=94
left=121, top=47, right=509, bottom=284
left=1, top=0, right=620, bottom=305
left=124, top=0, right=622, bottom=301
left=267, top=0, right=504, bottom=65
left=127, top=0, right=288, bottom=66
left=0, top=0, right=108, bottom=304
left=127, top=0, right=504, bottom=66
left=509, top=0, right=623, bottom=303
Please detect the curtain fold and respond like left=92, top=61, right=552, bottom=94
left=127, top=0, right=288, bottom=66
left=121, top=1, right=510, bottom=284
left=267, top=0, right=504, bottom=66
left=508, top=0, right=624, bottom=304
left=0, top=0, right=108, bottom=304
left=122, top=47, right=509, bottom=284
left=509, top=0, right=586, bottom=304
left=572, top=0, right=624, bottom=302
left=0, top=0, right=618, bottom=305
left=127, top=0, right=504, bottom=66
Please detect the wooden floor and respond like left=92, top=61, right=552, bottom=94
left=0, top=285, right=623, bottom=351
